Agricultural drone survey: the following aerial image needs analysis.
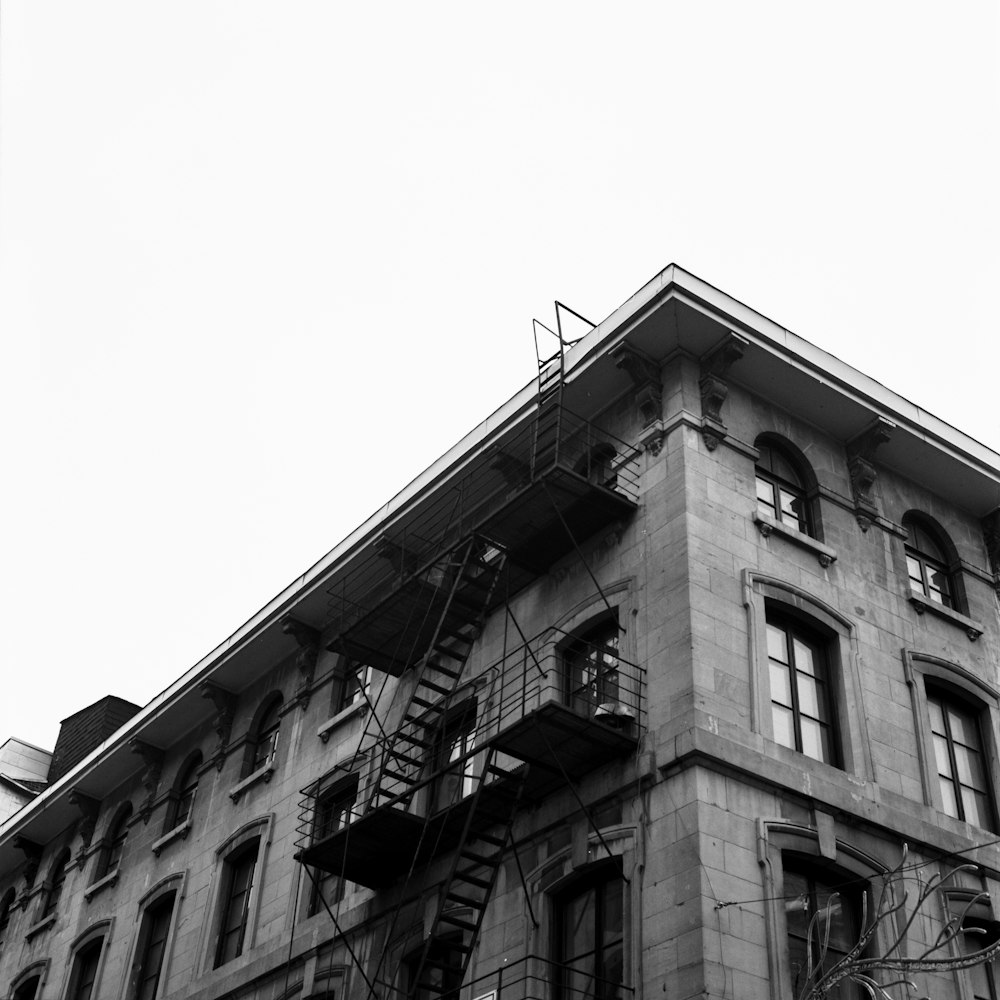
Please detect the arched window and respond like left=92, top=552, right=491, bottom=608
left=12, top=975, right=42, bottom=1000
left=564, top=617, right=621, bottom=717
left=248, top=694, right=282, bottom=774
left=0, top=885, right=16, bottom=938
left=66, top=928, right=109, bottom=1000
left=129, top=890, right=178, bottom=1000
left=215, top=839, right=260, bottom=967
left=784, top=861, right=864, bottom=998
left=755, top=437, right=812, bottom=535
left=170, top=752, right=202, bottom=830
left=555, top=861, right=626, bottom=1000
left=98, top=803, right=133, bottom=879
left=903, top=514, right=955, bottom=608
left=766, top=613, right=838, bottom=766
left=42, top=848, right=71, bottom=918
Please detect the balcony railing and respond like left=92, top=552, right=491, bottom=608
left=325, top=407, right=641, bottom=638
left=297, top=628, right=645, bottom=851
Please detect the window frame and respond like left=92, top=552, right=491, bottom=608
left=758, top=820, right=889, bottom=1000
left=337, top=663, right=373, bottom=714
left=553, top=860, right=627, bottom=1000
left=903, top=513, right=956, bottom=608
left=743, top=572, right=872, bottom=779
left=95, top=802, right=133, bottom=882
left=527, top=826, right=636, bottom=1000
left=428, top=696, right=479, bottom=814
left=40, top=847, right=72, bottom=921
left=754, top=437, right=815, bottom=537
left=904, top=651, right=1000, bottom=833
left=61, top=920, right=112, bottom=1000
left=306, top=774, right=359, bottom=918
left=563, top=616, right=622, bottom=719
left=765, top=613, right=839, bottom=767
left=247, top=693, right=283, bottom=776
left=124, top=876, right=184, bottom=1000
left=9, top=960, right=49, bottom=1000
left=202, top=816, right=272, bottom=973
left=946, top=890, right=1000, bottom=1000
left=168, top=751, right=203, bottom=832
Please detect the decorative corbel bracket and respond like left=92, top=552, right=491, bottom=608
left=611, top=342, right=664, bottom=451
left=68, top=791, right=100, bottom=861
left=13, top=836, right=42, bottom=895
left=845, top=417, right=895, bottom=531
left=129, top=739, right=164, bottom=824
left=282, top=615, right=321, bottom=710
left=200, top=681, right=237, bottom=772
left=983, top=509, right=1000, bottom=595
left=699, top=333, right=748, bottom=450
left=374, top=534, right=419, bottom=578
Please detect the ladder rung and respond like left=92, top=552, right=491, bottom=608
left=432, top=663, right=463, bottom=679
left=461, top=849, right=497, bottom=867
left=388, top=750, right=422, bottom=767
left=445, top=890, right=482, bottom=908
left=439, top=913, right=478, bottom=932
left=419, top=679, right=452, bottom=697
left=474, top=832, right=506, bottom=848
left=383, top=770, right=418, bottom=785
left=454, top=870, right=491, bottom=889
left=395, top=731, right=433, bottom=750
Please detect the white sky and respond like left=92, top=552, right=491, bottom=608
left=1, top=2, right=998, bottom=753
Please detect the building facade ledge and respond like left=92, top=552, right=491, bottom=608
left=753, top=511, right=838, bottom=567
left=317, top=700, right=368, bottom=744
left=151, top=820, right=192, bottom=857
left=229, top=762, right=274, bottom=803
left=907, top=592, right=984, bottom=640
left=83, top=867, right=120, bottom=902
left=24, top=913, right=55, bottom=940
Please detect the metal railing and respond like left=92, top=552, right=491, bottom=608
left=297, top=628, right=645, bottom=851
left=324, top=407, right=641, bottom=638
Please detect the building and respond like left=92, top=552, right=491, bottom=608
left=1, top=263, right=999, bottom=1000
left=0, top=742, right=51, bottom=827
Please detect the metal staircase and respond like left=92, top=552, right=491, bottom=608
left=406, top=747, right=528, bottom=999
left=366, top=535, right=507, bottom=812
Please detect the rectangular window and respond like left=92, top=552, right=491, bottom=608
left=565, top=620, right=621, bottom=717
left=308, top=779, right=357, bottom=916
left=767, top=617, right=836, bottom=765
left=131, top=892, right=176, bottom=1000
left=215, top=841, right=259, bottom=968
left=430, top=700, right=477, bottom=813
left=556, top=865, right=625, bottom=1000
left=339, top=664, right=373, bottom=712
left=405, top=933, right=465, bottom=1000
left=784, top=868, right=861, bottom=1000
left=928, top=692, right=994, bottom=830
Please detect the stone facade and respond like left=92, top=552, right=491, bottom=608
left=1, top=265, right=998, bottom=1000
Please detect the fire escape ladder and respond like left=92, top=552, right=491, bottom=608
left=532, top=324, right=565, bottom=476
left=408, top=747, right=528, bottom=999
left=366, top=536, right=508, bottom=812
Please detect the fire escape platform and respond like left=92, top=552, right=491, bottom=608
left=298, top=775, right=522, bottom=890
left=493, top=701, right=639, bottom=794
left=331, top=466, right=635, bottom=677
left=478, top=466, right=635, bottom=574
left=298, top=706, right=638, bottom=889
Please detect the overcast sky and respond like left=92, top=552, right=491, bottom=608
left=1, top=2, right=998, bottom=754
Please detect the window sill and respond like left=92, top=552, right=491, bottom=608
left=152, top=820, right=192, bottom=857
left=907, top=593, right=983, bottom=641
left=753, top=512, right=837, bottom=568
left=83, top=868, right=120, bottom=902
left=229, top=762, right=274, bottom=802
left=24, top=914, right=55, bottom=939
left=317, top=700, right=368, bottom=744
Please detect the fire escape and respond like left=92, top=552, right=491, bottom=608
left=296, top=321, right=646, bottom=999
